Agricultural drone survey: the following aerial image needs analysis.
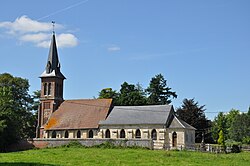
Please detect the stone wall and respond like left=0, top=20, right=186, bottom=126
left=28, top=138, right=153, bottom=149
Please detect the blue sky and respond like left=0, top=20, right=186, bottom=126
left=0, top=0, right=249, bottom=119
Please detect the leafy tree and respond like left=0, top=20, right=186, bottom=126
left=212, top=112, right=227, bottom=143
left=98, top=88, right=119, bottom=105
left=218, top=129, right=226, bottom=152
left=117, top=82, right=147, bottom=106
left=0, top=73, right=35, bottom=151
left=230, top=113, right=250, bottom=142
left=176, top=98, right=211, bottom=143
left=146, top=74, right=177, bottom=105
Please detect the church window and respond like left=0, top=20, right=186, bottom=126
left=52, top=131, right=56, bottom=138
left=88, top=130, right=93, bottom=138
left=135, top=129, right=141, bottom=139
left=151, top=129, right=157, bottom=140
left=105, top=129, right=110, bottom=138
left=120, top=129, right=125, bottom=138
left=48, top=83, right=52, bottom=95
left=77, top=130, right=81, bottom=138
left=65, top=130, right=69, bottom=138
left=44, top=83, right=47, bottom=95
left=172, top=132, right=177, bottom=147
left=44, top=102, right=50, bottom=109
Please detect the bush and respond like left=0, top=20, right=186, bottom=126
left=61, top=141, right=85, bottom=148
left=231, top=145, right=241, bottom=153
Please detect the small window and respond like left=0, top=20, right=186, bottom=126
left=135, top=129, right=141, bottom=139
left=105, top=129, right=110, bottom=138
left=48, top=83, right=52, bottom=95
left=151, top=129, right=157, bottom=140
left=44, top=83, right=47, bottom=95
left=65, top=130, right=69, bottom=138
left=77, top=130, right=81, bottom=138
left=88, top=130, right=93, bottom=138
left=44, top=102, right=50, bottom=109
left=52, top=131, right=56, bottom=138
left=120, top=129, right=125, bottom=138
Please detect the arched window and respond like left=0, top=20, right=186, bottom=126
left=135, top=129, right=141, bottom=139
left=105, top=129, right=110, bottom=138
left=48, top=83, right=52, bottom=95
left=77, top=130, right=81, bottom=138
left=65, top=130, right=69, bottom=138
left=52, top=131, right=56, bottom=138
left=120, top=129, right=125, bottom=138
left=88, top=130, right=93, bottom=138
left=151, top=129, right=157, bottom=140
left=172, top=132, right=177, bottom=147
left=44, top=83, right=47, bottom=95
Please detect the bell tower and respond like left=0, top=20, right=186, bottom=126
left=36, top=31, right=66, bottom=138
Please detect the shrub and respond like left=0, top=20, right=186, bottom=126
left=231, top=145, right=241, bottom=153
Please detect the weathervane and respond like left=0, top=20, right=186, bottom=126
left=52, top=21, right=55, bottom=34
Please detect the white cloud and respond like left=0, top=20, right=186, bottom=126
left=108, top=46, right=121, bottom=52
left=0, top=15, right=78, bottom=48
left=19, top=33, right=50, bottom=43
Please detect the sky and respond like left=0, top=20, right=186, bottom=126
left=0, top=0, right=249, bottom=120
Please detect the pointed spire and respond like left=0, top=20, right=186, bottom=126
left=40, top=32, right=65, bottom=79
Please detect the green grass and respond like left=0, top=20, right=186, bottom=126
left=0, top=147, right=249, bottom=166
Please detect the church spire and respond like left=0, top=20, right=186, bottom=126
left=40, top=32, right=65, bottom=79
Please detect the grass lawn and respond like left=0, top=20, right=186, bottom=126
left=0, top=147, right=249, bottom=166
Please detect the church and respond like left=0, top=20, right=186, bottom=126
left=36, top=33, right=196, bottom=150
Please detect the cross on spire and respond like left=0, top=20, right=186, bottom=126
left=52, top=21, right=55, bottom=34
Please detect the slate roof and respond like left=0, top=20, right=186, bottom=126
left=44, top=99, right=112, bottom=130
left=40, top=34, right=65, bottom=79
left=169, top=116, right=196, bottom=130
left=99, top=105, right=174, bottom=125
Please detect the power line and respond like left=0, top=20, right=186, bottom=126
left=37, top=0, right=89, bottom=21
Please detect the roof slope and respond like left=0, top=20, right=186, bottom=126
left=99, top=105, right=173, bottom=125
left=44, top=99, right=112, bottom=130
left=169, top=116, right=196, bottom=130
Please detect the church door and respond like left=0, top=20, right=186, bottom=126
left=172, top=132, right=177, bottom=147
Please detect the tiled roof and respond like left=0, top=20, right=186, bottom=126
left=99, top=105, right=174, bottom=125
left=169, top=116, right=196, bottom=130
left=44, top=99, right=112, bottom=130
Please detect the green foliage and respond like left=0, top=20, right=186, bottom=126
left=60, top=141, right=85, bottom=148
left=146, top=74, right=177, bottom=105
left=218, top=130, right=225, bottom=145
left=117, top=82, right=147, bottom=106
left=1, top=148, right=250, bottom=165
left=231, top=145, right=241, bottom=153
left=230, top=113, right=250, bottom=142
left=176, top=98, right=211, bottom=142
left=0, top=73, right=36, bottom=151
left=212, top=112, right=227, bottom=143
left=97, top=74, right=177, bottom=106
left=242, top=136, right=250, bottom=144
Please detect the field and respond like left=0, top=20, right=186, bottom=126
left=0, top=147, right=249, bottom=166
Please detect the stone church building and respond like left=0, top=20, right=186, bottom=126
left=36, top=33, right=195, bottom=150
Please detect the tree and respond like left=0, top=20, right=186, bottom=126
left=117, top=82, right=147, bottom=106
left=146, top=74, right=177, bottom=105
left=176, top=98, right=211, bottom=142
left=230, top=113, right=250, bottom=142
left=0, top=73, right=35, bottom=151
left=98, top=88, right=119, bottom=105
left=212, top=112, right=227, bottom=143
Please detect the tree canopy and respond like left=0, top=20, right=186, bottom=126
left=0, top=73, right=36, bottom=151
left=176, top=98, right=211, bottom=143
left=146, top=74, right=177, bottom=105
left=98, top=74, right=177, bottom=106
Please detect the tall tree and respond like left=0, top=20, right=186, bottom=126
left=212, top=112, right=227, bottom=143
left=146, top=74, right=177, bottom=105
left=117, top=82, right=147, bottom=106
left=176, top=98, right=211, bottom=142
left=230, top=113, right=250, bottom=142
left=0, top=73, right=35, bottom=151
